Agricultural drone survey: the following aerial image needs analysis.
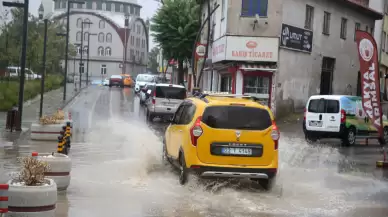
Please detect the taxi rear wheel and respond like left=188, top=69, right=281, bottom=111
left=178, top=153, right=188, bottom=185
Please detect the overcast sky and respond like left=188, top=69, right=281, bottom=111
left=28, top=0, right=160, bottom=49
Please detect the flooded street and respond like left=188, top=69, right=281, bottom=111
left=1, top=86, right=388, bottom=217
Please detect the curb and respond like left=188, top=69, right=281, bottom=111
left=60, top=86, right=88, bottom=110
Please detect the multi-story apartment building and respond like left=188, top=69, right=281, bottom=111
left=45, top=0, right=148, bottom=80
left=198, top=0, right=383, bottom=117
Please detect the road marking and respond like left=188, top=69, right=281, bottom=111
left=89, top=90, right=102, bottom=128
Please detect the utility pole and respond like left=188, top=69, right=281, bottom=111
left=86, top=32, right=96, bottom=85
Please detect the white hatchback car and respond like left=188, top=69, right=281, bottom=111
left=135, top=74, right=156, bottom=93
left=145, top=83, right=186, bottom=121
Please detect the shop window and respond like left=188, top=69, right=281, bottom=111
left=243, top=76, right=270, bottom=96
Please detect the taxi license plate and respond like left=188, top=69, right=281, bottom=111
left=221, top=147, right=252, bottom=156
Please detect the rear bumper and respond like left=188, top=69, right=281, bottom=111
left=188, top=166, right=277, bottom=179
left=303, top=121, right=346, bottom=138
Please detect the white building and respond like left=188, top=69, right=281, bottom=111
left=198, top=0, right=383, bottom=117
left=49, top=0, right=149, bottom=80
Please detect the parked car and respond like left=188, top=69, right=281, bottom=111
left=103, top=78, right=109, bottom=86
left=139, top=83, right=156, bottom=105
left=145, top=83, right=186, bottom=121
left=162, top=92, right=279, bottom=190
left=135, top=74, right=156, bottom=93
left=7, top=66, right=41, bottom=80
left=303, top=95, right=388, bottom=146
left=109, top=75, right=124, bottom=88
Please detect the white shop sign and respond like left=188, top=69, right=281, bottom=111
left=212, top=36, right=279, bottom=63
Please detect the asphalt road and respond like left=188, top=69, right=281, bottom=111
left=1, top=85, right=387, bottom=217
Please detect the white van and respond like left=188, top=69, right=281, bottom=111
left=303, top=95, right=388, bottom=146
left=7, top=66, right=41, bottom=80
left=145, top=83, right=186, bottom=121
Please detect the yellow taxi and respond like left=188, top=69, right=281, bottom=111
left=163, top=92, right=279, bottom=190
left=121, top=74, right=134, bottom=87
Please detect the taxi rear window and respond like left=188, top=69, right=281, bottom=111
left=201, top=106, right=272, bottom=130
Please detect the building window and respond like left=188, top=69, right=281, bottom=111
left=382, top=32, right=386, bottom=52
left=221, top=0, right=225, bottom=18
left=130, top=5, right=134, bottom=14
left=55, top=1, right=60, bottom=9
left=101, top=64, right=107, bottom=75
left=322, top=11, right=330, bottom=35
left=241, top=0, right=268, bottom=17
left=304, top=5, right=314, bottom=30
left=340, top=18, right=347, bottom=39
left=83, top=46, right=88, bottom=54
left=99, top=20, right=105, bottom=29
left=79, top=63, right=84, bottom=74
left=84, top=32, right=89, bottom=41
left=131, top=36, right=134, bottom=45
left=135, top=7, right=140, bottom=16
left=141, top=52, right=144, bottom=62
left=98, top=47, right=104, bottom=56
left=130, top=49, right=134, bottom=59
left=76, top=18, right=82, bottom=28
left=98, top=32, right=104, bottom=42
left=76, top=46, right=81, bottom=55
left=97, top=1, right=102, bottom=10
left=106, top=33, right=112, bottom=43
left=106, top=3, right=112, bottom=11
left=86, top=1, right=92, bottom=9
left=62, top=1, right=66, bottom=8
left=76, top=31, right=82, bottom=41
left=105, top=47, right=112, bottom=56
left=120, top=4, right=124, bottom=12
left=354, top=22, right=360, bottom=41
left=84, top=18, right=91, bottom=28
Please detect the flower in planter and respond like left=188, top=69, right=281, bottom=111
left=15, top=156, right=51, bottom=186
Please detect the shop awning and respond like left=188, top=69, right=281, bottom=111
left=239, top=64, right=278, bottom=72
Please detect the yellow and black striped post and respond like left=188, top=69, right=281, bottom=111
left=65, top=122, right=72, bottom=148
left=57, top=135, right=65, bottom=154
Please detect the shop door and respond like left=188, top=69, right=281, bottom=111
left=243, top=75, right=271, bottom=106
left=220, top=75, right=232, bottom=93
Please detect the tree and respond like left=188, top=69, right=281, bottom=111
left=151, top=0, right=200, bottom=84
left=148, top=47, right=159, bottom=73
left=0, top=8, right=75, bottom=74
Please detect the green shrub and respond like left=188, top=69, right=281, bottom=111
left=0, top=75, right=64, bottom=111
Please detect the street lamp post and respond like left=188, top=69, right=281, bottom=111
left=63, top=0, right=85, bottom=101
left=81, top=21, right=92, bottom=86
left=38, top=4, right=48, bottom=118
left=123, top=13, right=129, bottom=75
left=86, top=33, right=97, bottom=85
left=3, top=0, right=29, bottom=131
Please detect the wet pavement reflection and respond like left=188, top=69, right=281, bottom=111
left=1, top=85, right=388, bottom=217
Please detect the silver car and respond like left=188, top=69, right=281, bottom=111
left=145, top=83, right=186, bottom=121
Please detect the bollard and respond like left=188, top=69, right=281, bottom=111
left=0, top=184, right=9, bottom=214
left=376, top=146, right=388, bottom=168
left=57, top=135, right=65, bottom=154
left=65, top=122, right=72, bottom=148
left=59, top=130, right=68, bottom=155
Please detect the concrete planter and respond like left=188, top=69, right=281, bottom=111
left=37, top=153, right=72, bottom=191
left=30, top=123, right=63, bottom=141
left=7, top=178, right=57, bottom=217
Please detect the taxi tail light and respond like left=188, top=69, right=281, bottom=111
left=341, top=109, right=346, bottom=123
left=190, top=116, right=203, bottom=146
left=271, top=121, right=280, bottom=150
left=152, top=90, right=156, bottom=104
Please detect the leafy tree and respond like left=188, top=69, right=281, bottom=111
left=151, top=0, right=200, bottom=84
left=0, top=8, right=75, bottom=74
left=148, top=47, right=160, bottom=73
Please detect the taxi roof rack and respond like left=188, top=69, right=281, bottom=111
left=193, top=92, right=261, bottom=103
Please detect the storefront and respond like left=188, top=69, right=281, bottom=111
left=211, top=35, right=279, bottom=112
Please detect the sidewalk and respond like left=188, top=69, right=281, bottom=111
left=0, top=82, right=87, bottom=144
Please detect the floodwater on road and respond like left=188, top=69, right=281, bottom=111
left=0, top=86, right=387, bottom=217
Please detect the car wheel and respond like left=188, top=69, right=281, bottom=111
left=305, top=132, right=318, bottom=143
left=147, top=111, right=154, bottom=122
left=162, top=139, right=171, bottom=165
left=178, top=153, right=188, bottom=185
left=378, top=127, right=388, bottom=146
left=342, top=127, right=356, bottom=146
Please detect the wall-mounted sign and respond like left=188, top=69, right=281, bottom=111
left=212, top=36, right=279, bottom=63
left=195, top=43, right=206, bottom=59
left=280, top=24, right=313, bottom=53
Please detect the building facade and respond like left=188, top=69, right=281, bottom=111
left=49, top=0, right=149, bottom=81
left=198, top=0, right=382, bottom=117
